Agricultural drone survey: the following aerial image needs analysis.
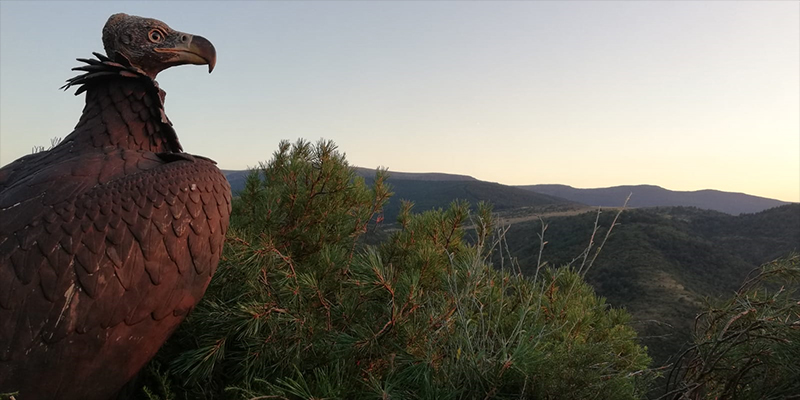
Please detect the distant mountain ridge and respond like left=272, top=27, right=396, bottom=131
left=518, top=184, right=791, bottom=215
left=222, top=168, right=575, bottom=223
left=375, top=179, right=572, bottom=222
left=221, top=168, right=478, bottom=195
left=354, top=167, right=477, bottom=182
left=223, top=169, right=791, bottom=216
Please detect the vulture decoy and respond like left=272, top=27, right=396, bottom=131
left=0, top=14, right=231, bottom=399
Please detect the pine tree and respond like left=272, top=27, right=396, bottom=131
left=145, top=139, right=651, bottom=399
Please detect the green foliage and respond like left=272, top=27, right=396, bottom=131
left=140, top=361, right=176, bottom=400
left=497, top=206, right=799, bottom=368
left=664, top=254, right=800, bottom=400
left=147, top=139, right=651, bottom=399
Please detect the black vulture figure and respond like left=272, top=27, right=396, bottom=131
left=0, top=14, right=231, bottom=399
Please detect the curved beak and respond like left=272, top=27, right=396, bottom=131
left=187, top=35, right=216, bottom=73
left=156, top=33, right=217, bottom=73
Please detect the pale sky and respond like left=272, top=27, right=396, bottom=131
left=1, top=1, right=798, bottom=202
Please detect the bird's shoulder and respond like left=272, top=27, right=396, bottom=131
left=0, top=147, right=228, bottom=235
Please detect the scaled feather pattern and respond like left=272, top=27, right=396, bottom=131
left=0, top=14, right=230, bottom=400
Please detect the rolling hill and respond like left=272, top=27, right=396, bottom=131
left=497, top=204, right=800, bottom=366
left=354, top=167, right=477, bottom=182
left=518, top=184, right=791, bottom=215
left=373, top=179, right=575, bottom=222
left=222, top=168, right=477, bottom=191
left=224, top=169, right=579, bottom=223
left=226, top=169, right=792, bottom=216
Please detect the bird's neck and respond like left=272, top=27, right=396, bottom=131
left=68, top=78, right=182, bottom=153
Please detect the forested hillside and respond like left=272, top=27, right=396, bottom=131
left=496, top=205, right=800, bottom=365
left=371, top=179, right=575, bottom=222
left=518, top=184, right=791, bottom=215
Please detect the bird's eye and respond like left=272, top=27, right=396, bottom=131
left=148, top=29, right=164, bottom=43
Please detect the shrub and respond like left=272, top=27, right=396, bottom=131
left=665, top=254, right=800, bottom=399
left=148, top=139, right=651, bottom=399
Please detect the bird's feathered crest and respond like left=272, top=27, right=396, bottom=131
left=62, top=52, right=151, bottom=95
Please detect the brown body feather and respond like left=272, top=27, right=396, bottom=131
left=0, top=51, right=230, bottom=399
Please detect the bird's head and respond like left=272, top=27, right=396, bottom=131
left=102, top=13, right=216, bottom=79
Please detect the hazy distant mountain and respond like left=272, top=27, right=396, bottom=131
left=222, top=168, right=477, bottom=195
left=221, top=170, right=251, bottom=195
left=352, top=168, right=573, bottom=220
left=224, top=169, right=790, bottom=216
left=354, top=167, right=477, bottom=182
left=518, top=184, right=791, bottom=215
left=223, top=168, right=574, bottom=223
